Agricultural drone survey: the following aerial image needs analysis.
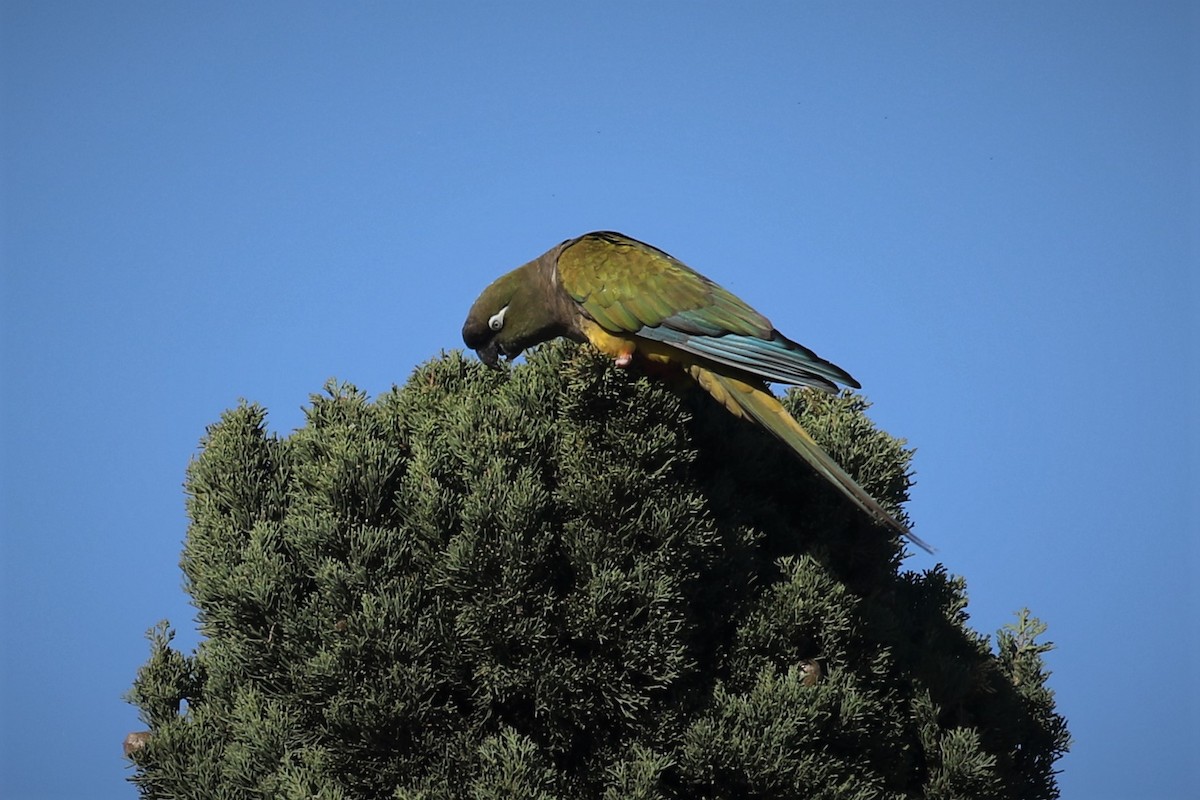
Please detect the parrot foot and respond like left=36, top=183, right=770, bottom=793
left=614, top=352, right=633, bottom=368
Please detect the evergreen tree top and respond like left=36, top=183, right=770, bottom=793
left=127, top=342, right=1068, bottom=799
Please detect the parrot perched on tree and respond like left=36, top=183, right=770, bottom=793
left=462, top=231, right=931, bottom=553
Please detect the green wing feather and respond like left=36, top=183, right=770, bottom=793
left=557, top=231, right=771, bottom=336
left=557, top=231, right=859, bottom=391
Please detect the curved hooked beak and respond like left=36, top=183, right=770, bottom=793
left=475, top=340, right=502, bottom=368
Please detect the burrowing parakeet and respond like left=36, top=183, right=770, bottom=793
left=462, top=231, right=931, bottom=552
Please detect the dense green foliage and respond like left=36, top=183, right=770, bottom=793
left=127, top=341, right=1067, bottom=798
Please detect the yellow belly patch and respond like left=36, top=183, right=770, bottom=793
left=578, top=319, right=678, bottom=366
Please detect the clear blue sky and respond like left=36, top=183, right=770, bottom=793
left=1, top=2, right=1195, bottom=797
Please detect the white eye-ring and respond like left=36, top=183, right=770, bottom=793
left=488, top=305, right=508, bottom=332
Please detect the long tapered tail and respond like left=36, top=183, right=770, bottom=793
left=687, top=363, right=934, bottom=553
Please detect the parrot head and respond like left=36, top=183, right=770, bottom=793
left=462, top=258, right=569, bottom=367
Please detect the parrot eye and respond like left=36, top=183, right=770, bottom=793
left=488, top=306, right=508, bottom=332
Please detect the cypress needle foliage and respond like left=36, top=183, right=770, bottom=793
left=126, top=341, right=1068, bottom=799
